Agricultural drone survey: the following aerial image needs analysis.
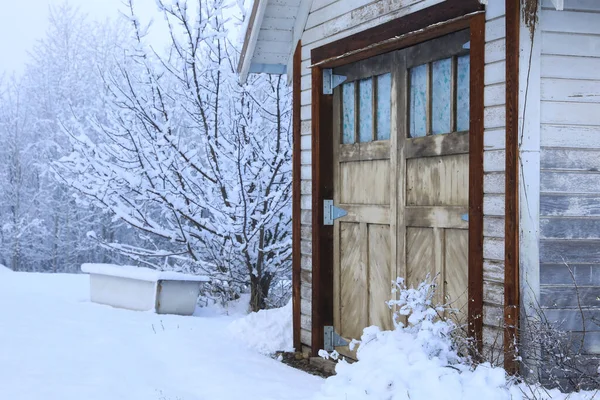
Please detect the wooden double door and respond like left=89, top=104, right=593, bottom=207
left=331, top=30, right=471, bottom=357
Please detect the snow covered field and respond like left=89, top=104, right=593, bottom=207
left=0, top=268, right=322, bottom=400
left=2, top=267, right=599, bottom=400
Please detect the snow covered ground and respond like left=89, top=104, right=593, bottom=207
left=2, top=269, right=598, bottom=400
left=0, top=270, right=322, bottom=400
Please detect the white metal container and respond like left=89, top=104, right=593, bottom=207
left=82, top=264, right=210, bottom=316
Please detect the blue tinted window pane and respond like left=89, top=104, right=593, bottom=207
left=431, top=58, right=452, bottom=135
left=456, top=55, right=470, bottom=132
left=376, top=73, right=391, bottom=140
left=409, top=64, right=428, bottom=138
left=342, top=82, right=355, bottom=144
left=358, top=78, right=373, bottom=143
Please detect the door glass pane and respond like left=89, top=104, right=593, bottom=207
left=431, top=58, right=452, bottom=135
left=358, top=78, right=373, bottom=143
left=342, top=82, right=355, bottom=144
left=456, top=55, right=470, bottom=132
left=409, top=64, right=427, bottom=138
left=376, top=73, right=391, bottom=140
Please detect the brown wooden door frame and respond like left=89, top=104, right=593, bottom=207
left=309, top=1, right=485, bottom=356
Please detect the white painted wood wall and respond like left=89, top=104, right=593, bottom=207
left=537, top=0, right=600, bottom=354
left=481, top=1, right=507, bottom=363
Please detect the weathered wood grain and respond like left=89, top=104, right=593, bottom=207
left=292, top=42, right=302, bottom=351
left=541, top=78, right=600, bottom=104
left=368, top=224, right=393, bottom=330
left=468, top=13, right=485, bottom=349
left=540, top=217, right=600, bottom=239
left=308, top=0, right=481, bottom=64
left=541, top=171, right=600, bottom=194
left=340, top=160, right=390, bottom=205
left=406, top=227, right=435, bottom=289
left=338, top=141, right=390, bottom=162
left=405, top=206, right=469, bottom=229
left=542, top=55, right=600, bottom=81
left=540, top=240, right=600, bottom=263
left=541, top=194, right=600, bottom=217
left=483, top=281, right=504, bottom=306
left=484, top=194, right=505, bottom=216
left=406, top=154, right=469, bottom=206
left=541, top=149, right=600, bottom=171
left=541, top=286, right=600, bottom=308
left=483, top=260, right=505, bottom=284
left=542, top=309, right=600, bottom=332
left=541, top=124, right=600, bottom=149
left=484, top=83, right=506, bottom=107
left=541, top=10, right=600, bottom=35
left=445, top=229, right=469, bottom=314
left=340, top=223, right=367, bottom=339
left=540, top=263, right=600, bottom=286
left=404, top=131, right=469, bottom=159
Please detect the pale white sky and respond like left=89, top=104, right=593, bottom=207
left=0, top=0, right=165, bottom=75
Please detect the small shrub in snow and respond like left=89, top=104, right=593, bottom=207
left=314, top=277, right=598, bottom=400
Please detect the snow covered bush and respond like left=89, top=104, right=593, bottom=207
left=55, top=0, right=292, bottom=311
left=228, top=300, right=294, bottom=355
left=314, top=277, right=598, bottom=400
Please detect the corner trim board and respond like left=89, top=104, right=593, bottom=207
left=504, top=0, right=521, bottom=374
left=292, top=42, right=302, bottom=352
left=468, top=13, right=485, bottom=353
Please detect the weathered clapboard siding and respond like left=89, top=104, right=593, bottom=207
left=539, top=1, right=600, bottom=353
left=481, top=5, right=506, bottom=360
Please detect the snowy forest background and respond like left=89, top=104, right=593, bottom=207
left=0, top=0, right=292, bottom=311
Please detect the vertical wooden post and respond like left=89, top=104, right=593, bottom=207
left=292, top=41, right=302, bottom=352
left=505, top=0, right=521, bottom=374
left=468, top=13, right=485, bottom=352
left=311, top=65, right=334, bottom=356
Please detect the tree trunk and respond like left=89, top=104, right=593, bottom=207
left=249, top=273, right=273, bottom=312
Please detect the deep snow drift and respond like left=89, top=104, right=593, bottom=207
left=228, top=300, right=294, bottom=355
left=313, top=279, right=599, bottom=400
left=0, top=271, right=321, bottom=400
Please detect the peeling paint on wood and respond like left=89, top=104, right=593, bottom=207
left=541, top=194, right=600, bottom=217
left=540, top=218, right=600, bottom=240
left=540, top=240, right=600, bottom=263
left=540, top=263, right=600, bottom=286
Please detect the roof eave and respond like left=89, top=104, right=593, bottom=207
left=238, top=0, right=269, bottom=83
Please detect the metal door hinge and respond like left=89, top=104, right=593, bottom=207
left=324, top=326, right=349, bottom=351
left=323, top=69, right=347, bottom=95
left=324, top=200, right=348, bottom=225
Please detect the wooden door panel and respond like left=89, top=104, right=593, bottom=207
left=368, top=224, right=393, bottom=330
left=406, top=153, right=469, bottom=206
left=333, top=53, right=395, bottom=357
left=340, top=160, right=390, bottom=205
left=339, top=141, right=391, bottom=162
left=405, top=206, right=468, bottom=229
left=406, top=227, right=435, bottom=290
left=339, top=222, right=368, bottom=339
left=444, top=229, right=469, bottom=316
left=337, top=204, right=390, bottom=225
left=331, top=31, right=472, bottom=357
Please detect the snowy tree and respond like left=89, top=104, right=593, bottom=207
left=56, top=0, right=292, bottom=310
left=0, top=79, right=46, bottom=271
left=0, top=2, right=136, bottom=272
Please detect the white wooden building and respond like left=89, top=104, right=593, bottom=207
left=239, top=0, right=600, bottom=373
